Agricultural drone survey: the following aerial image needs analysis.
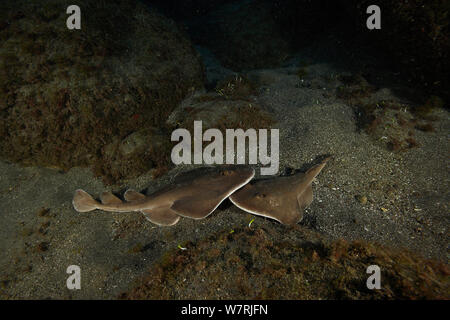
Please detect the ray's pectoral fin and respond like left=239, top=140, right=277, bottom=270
left=100, top=191, right=122, bottom=205
left=297, top=185, right=313, bottom=211
left=124, top=189, right=146, bottom=202
left=141, top=208, right=180, bottom=226
left=279, top=198, right=304, bottom=226
left=171, top=196, right=219, bottom=220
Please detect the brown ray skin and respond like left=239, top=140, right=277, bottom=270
left=124, top=189, right=146, bottom=202
left=169, top=166, right=255, bottom=219
left=100, top=192, right=122, bottom=205
left=229, top=157, right=330, bottom=225
left=73, top=166, right=255, bottom=224
left=141, top=208, right=180, bottom=226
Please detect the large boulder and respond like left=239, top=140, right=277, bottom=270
left=0, top=0, right=205, bottom=183
left=167, top=75, right=274, bottom=132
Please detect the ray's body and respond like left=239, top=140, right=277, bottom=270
left=230, top=157, right=330, bottom=225
left=73, top=166, right=255, bottom=226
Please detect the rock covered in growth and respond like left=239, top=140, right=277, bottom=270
left=168, top=95, right=273, bottom=131
left=0, top=0, right=204, bottom=183
left=120, top=227, right=450, bottom=299
left=167, top=75, right=275, bottom=132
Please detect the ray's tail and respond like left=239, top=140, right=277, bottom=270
left=73, top=189, right=100, bottom=212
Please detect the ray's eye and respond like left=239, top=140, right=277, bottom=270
left=255, top=193, right=266, bottom=199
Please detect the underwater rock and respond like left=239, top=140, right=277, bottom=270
left=119, top=228, right=450, bottom=299
left=118, top=128, right=166, bottom=157
left=168, top=74, right=274, bottom=131
left=119, top=132, right=148, bottom=157
left=167, top=92, right=273, bottom=132
left=168, top=94, right=247, bottom=129
left=0, top=0, right=204, bottom=183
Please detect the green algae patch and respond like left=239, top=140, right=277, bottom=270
left=119, top=227, right=449, bottom=299
left=0, top=0, right=204, bottom=184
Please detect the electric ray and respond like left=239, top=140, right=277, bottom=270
left=73, top=166, right=255, bottom=226
left=229, top=157, right=331, bottom=225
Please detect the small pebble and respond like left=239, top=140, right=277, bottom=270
left=36, top=242, right=49, bottom=252
left=356, top=195, right=367, bottom=205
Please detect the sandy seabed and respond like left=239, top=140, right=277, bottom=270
left=1, top=40, right=449, bottom=299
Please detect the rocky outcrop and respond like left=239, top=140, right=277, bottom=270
left=0, top=0, right=205, bottom=183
